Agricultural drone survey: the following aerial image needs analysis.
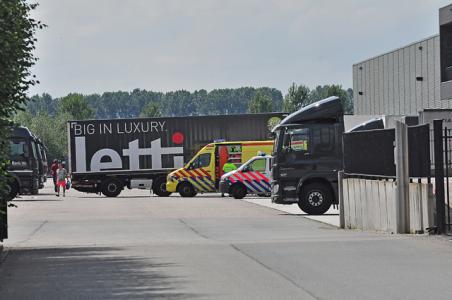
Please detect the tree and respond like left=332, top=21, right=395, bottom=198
left=58, top=93, right=94, bottom=120
left=0, top=1, right=44, bottom=201
left=140, top=102, right=161, bottom=118
left=283, top=83, right=311, bottom=112
left=248, top=91, right=273, bottom=113
left=309, top=85, right=353, bottom=114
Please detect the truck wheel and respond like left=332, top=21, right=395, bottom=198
left=298, top=182, right=332, bottom=215
left=6, top=181, right=19, bottom=201
left=101, top=179, right=123, bottom=197
left=178, top=182, right=196, bottom=197
left=231, top=184, right=247, bottom=199
left=153, top=177, right=172, bottom=197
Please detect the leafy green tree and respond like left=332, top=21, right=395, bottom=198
left=309, top=85, right=353, bottom=114
left=58, top=93, right=94, bottom=120
left=248, top=91, right=273, bottom=113
left=283, top=83, right=311, bottom=112
left=0, top=1, right=43, bottom=202
left=140, top=102, right=161, bottom=118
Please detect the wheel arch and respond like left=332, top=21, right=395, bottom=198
left=297, top=177, right=337, bottom=204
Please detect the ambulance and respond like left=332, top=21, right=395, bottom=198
left=219, top=153, right=272, bottom=199
left=166, top=141, right=273, bottom=197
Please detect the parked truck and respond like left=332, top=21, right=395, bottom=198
left=271, top=97, right=383, bottom=215
left=6, top=126, right=41, bottom=199
left=67, top=113, right=285, bottom=197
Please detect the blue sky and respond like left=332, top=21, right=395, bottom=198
left=30, top=0, right=452, bottom=97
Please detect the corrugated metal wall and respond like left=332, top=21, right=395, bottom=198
left=353, top=35, right=452, bottom=115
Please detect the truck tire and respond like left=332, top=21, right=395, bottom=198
left=6, top=181, right=19, bottom=201
left=178, top=182, right=196, bottom=197
left=153, top=177, right=172, bottom=197
left=298, top=182, right=332, bottom=215
left=231, top=183, right=247, bottom=199
left=101, top=179, right=123, bottom=197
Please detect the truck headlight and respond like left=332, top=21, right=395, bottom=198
left=272, top=184, right=279, bottom=194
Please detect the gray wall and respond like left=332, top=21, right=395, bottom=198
left=353, top=35, right=452, bottom=115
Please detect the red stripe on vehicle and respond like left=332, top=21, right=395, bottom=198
left=240, top=172, right=253, bottom=182
left=247, top=172, right=261, bottom=182
left=180, top=169, right=194, bottom=178
left=199, top=168, right=210, bottom=177
left=255, top=171, right=269, bottom=182
left=192, top=169, right=205, bottom=178
left=232, top=173, right=244, bottom=182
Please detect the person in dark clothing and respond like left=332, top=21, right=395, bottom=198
left=50, top=159, right=59, bottom=192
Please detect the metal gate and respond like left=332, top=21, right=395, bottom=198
left=432, top=119, right=452, bottom=235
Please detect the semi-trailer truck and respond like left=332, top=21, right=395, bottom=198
left=271, top=97, right=384, bottom=215
left=67, top=113, right=285, bottom=197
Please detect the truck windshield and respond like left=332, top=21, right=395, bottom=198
left=10, top=140, right=29, bottom=162
left=283, top=128, right=309, bottom=152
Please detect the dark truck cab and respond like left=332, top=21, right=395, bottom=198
left=6, top=127, right=41, bottom=199
left=271, top=97, right=345, bottom=215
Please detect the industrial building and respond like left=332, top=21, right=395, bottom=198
left=353, top=3, right=452, bottom=117
left=353, top=34, right=451, bottom=116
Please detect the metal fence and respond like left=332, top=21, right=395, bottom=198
left=432, top=120, right=452, bottom=235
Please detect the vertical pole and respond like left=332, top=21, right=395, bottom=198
left=434, top=119, right=446, bottom=234
left=338, top=171, right=345, bottom=229
left=444, top=128, right=451, bottom=232
left=395, top=121, right=410, bottom=233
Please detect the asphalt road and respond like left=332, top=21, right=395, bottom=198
left=1, top=182, right=452, bottom=299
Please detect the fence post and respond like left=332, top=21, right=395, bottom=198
left=338, top=171, right=345, bottom=229
left=433, top=119, right=446, bottom=234
left=395, top=121, right=410, bottom=233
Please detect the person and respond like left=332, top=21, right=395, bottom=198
left=50, top=159, right=59, bottom=193
left=223, top=158, right=237, bottom=174
left=56, top=163, right=68, bottom=197
left=222, top=159, right=237, bottom=197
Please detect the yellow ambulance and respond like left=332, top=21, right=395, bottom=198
left=166, top=141, right=273, bottom=197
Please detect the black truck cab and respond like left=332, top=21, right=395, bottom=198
left=7, top=126, right=40, bottom=199
left=271, top=97, right=344, bottom=215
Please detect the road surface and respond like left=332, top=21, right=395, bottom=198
left=1, top=182, right=452, bottom=299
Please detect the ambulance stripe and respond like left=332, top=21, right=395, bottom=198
left=197, top=174, right=214, bottom=188
left=192, top=169, right=204, bottom=177
left=199, top=168, right=210, bottom=177
left=188, top=177, right=207, bottom=192
left=198, top=177, right=215, bottom=191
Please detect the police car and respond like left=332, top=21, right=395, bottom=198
left=219, top=153, right=271, bottom=199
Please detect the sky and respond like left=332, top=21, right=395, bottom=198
left=29, top=0, right=452, bottom=97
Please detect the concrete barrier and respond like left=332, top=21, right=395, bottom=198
left=341, top=178, right=435, bottom=233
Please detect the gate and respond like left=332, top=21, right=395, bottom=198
left=432, top=119, right=452, bottom=235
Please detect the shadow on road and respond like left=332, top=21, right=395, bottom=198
left=0, top=247, right=200, bottom=299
